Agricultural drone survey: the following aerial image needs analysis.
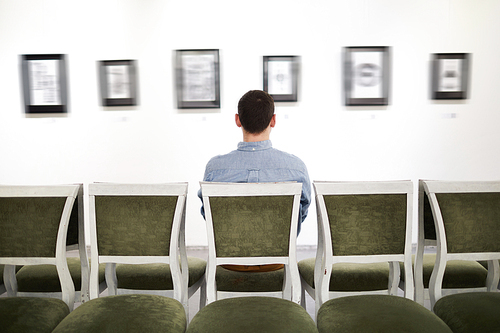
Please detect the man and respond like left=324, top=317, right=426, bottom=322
left=199, top=89, right=311, bottom=234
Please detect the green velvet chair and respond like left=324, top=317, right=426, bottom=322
left=200, top=182, right=303, bottom=304
left=424, top=180, right=500, bottom=332
left=312, top=181, right=452, bottom=333
left=410, top=180, right=489, bottom=306
left=300, top=181, right=414, bottom=318
left=0, top=184, right=81, bottom=332
left=88, top=183, right=195, bottom=317
left=14, top=184, right=107, bottom=305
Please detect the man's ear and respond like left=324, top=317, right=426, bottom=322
left=235, top=114, right=242, bottom=128
left=269, top=114, right=276, bottom=128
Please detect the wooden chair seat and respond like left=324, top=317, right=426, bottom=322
left=215, top=265, right=284, bottom=292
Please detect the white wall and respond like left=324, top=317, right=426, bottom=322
left=1, top=0, right=499, bottom=246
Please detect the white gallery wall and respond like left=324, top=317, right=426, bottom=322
left=1, top=0, right=499, bottom=246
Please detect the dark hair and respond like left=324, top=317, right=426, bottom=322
left=237, top=90, right=275, bottom=134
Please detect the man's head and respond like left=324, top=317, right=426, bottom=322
left=237, top=90, right=275, bottom=134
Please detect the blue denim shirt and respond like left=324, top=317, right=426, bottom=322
left=198, top=140, right=311, bottom=234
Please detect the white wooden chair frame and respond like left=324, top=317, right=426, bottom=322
left=88, top=183, right=190, bottom=314
left=201, top=182, right=302, bottom=305
left=312, top=181, right=414, bottom=318
left=423, top=180, right=500, bottom=309
left=414, top=180, right=489, bottom=305
left=0, top=185, right=80, bottom=311
left=15, top=184, right=97, bottom=304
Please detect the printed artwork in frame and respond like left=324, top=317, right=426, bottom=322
left=343, top=46, right=390, bottom=106
left=431, top=53, right=470, bottom=100
left=263, top=56, right=299, bottom=102
left=21, top=54, right=69, bottom=114
left=99, top=60, right=138, bottom=106
left=175, top=49, right=220, bottom=109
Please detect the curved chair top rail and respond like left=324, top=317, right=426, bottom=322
left=422, top=180, right=500, bottom=194
left=0, top=185, right=80, bottom=198
left=313, top=180, right=413, bottom=195
left=88, top=182, right=188, bottom=196
left=200, top=181, right=302, bottom=197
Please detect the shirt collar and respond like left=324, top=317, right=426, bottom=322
left=237, top=140, right=272, bottom=151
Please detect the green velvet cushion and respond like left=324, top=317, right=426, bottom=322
left=323, top=194, right=407, bottom=256
left=298, top=258, right=390, bottom=291
left=116, top=256, right=206, bottom=290
left=0, top=197, right=66, bottom=257
left=187, top=297, right=317, bottom=333
left=317, top=294, right=452, bottom=333
left=16, top=258, right=106, bottom=292
left=52, top=294, right=186, bottom=333
left=434, top=292, right=500, bottom=333
left=95, top=196, right=178, bottom=256
left=436, top=193, right=500, bottom=253
left=400, top=254, right=488, bottom=289
left=216, top=265, right=284, bottom=292
left=0, top=297, right=70, bottom=333
left=209, top=196, right=293, bottom=258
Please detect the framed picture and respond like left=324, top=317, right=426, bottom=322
left=431, top=53, right=470, bottom=100
left=343, top=46, right=390, bottom=106
left=263, top=56, right=299, bottom=102
left=98, top=60, right=138, bottom=106
left=175, top=49, right=220, bottom=109
left=21, top=54, right=69, bottom=114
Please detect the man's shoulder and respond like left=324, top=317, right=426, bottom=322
left=204, top=149, right=239, bottom=168
left=270, top=147, right=308, bottom=168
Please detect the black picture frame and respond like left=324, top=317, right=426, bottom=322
left=431, top=53, right=470, bottom=100
left=343, top=46, right=390, bottom=106
left=21, top=54, right=69, bottom=114
left=175, top=49, right=220, bottom=109
left=98, top=60, right=138, bottom=106
left=263, top=56, right=299, bottom=102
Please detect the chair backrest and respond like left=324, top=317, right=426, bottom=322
left=0, top=184, right=80, bottom=309
left=200, top=182, right=302, bottom=304
left=88, top=183, right=188, bottom=303
left=314, top=180, right=414, bottom=308
left=423, top=180, right=500, bottom=307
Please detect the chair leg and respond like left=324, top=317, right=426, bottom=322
left=199, top=277, right=207, bottom=309
left=105, top=263, right=118, bottom=296
left=388, top=261, right=400, bottom=295
left=4, top=265, right=17, bottom=297
left=300, top=281, right=306, bottom=309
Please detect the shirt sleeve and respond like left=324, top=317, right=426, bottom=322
left=297, top=167, right=312, bottom=234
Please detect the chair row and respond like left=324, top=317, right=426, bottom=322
left=1, top=180, right=500, bottom=332
left=297, top=180, right=500, bottom=332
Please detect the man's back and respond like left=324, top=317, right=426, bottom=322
left=200, top=140, right=311, bottom=233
